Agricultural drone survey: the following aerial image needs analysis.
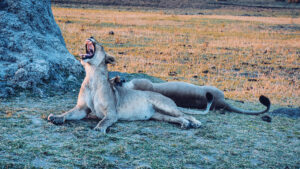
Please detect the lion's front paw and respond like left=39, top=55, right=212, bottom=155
left=93, top=126, right=107, bottom=134
left=48, top=114, right=65, bottom=125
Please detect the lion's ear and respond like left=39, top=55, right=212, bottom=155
left=105, top=54, right=116, bottom=65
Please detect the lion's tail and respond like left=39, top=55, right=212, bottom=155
left=223, top=95, right=271, bottom=115
left=180, top=93, right=214, bottom=115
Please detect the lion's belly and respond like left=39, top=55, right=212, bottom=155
left=117, top=98, right=155, bottom=121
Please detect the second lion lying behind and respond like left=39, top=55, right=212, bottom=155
left=122, top=78, right=271, bottom=115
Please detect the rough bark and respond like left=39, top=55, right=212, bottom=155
left=0, top=0, right=84, bottom=97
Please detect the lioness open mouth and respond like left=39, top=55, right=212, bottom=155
left=80, top=38, right=95, bottom=60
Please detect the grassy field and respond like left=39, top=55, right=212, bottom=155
left=52, top=6, right=299, bottom=106
left=0, top=93, right=299, bottom=168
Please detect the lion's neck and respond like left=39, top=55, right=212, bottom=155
left=85, top=63, right=107, bottom=77
left=84, top=64, right=111, bottom=89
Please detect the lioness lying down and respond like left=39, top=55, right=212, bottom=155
left=48, top=37, right=214, bottom=133
left=122, top=79, right=271, bottom=115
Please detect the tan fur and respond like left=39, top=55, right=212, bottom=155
left=123, top=79, right=271, bottom=115
left=48, top=37, right=213, bottom=133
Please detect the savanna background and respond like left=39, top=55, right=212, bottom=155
left=53, top=1, right=300, bottom=106
left=0, top=0, right=299, bottom=168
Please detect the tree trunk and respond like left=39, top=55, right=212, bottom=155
left=0, top=0, right=83, bottom=97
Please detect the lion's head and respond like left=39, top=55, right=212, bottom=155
left=80, top=37, right=115, bottom=66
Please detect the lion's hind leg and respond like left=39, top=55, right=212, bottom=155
left=149, top=96, right=202, bottom=128
left=149, top=97, right=183, bottom=117
left=151, top=112, right=190, bottom=129
left=154, top=105, right=202, bottom=128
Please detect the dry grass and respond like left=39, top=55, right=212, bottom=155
left=52, top=6, right=300, bottom=106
